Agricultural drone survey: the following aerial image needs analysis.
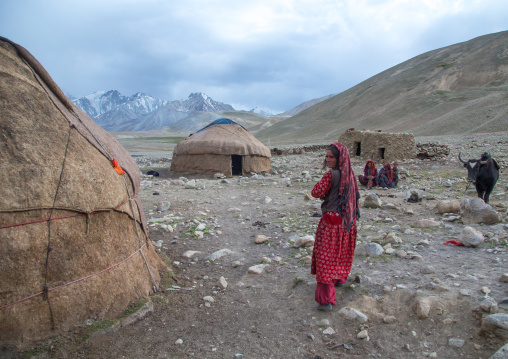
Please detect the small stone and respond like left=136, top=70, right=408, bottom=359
left=338, top=307, right=368, bottom=323
left=357, top=329, right=368, bottom=339
left=175, top=339, right=183, bottom=345
left=415, top=298, right=431, bottom=319
left=318, top=319, right=330, bottom=327
left=323, top=327, right=336, bottom=335
left=219, top=276, right=228, bottom=290
left=480, top=297, right=498, bottom=313
left=448, top=338, right=464, bottom=348
left=397, top=250, right=407, bottom=258
left=499, top=273, right=508, bottom=283
left=383, top=316, right=397, bottom=324
left=248, top=264, right=268, bottom=274
left=203, top=296, right=214, bottom=303
left=420, top=265, right=436, bottom=274
left=182, top=250, right=200, bottom=258
left=255, top=234, right=269, bottom=244
left=481, top=286, right=491, bottom=295
left=307, top=333, right=315, bottom=341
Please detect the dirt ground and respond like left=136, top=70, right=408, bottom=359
left=9, top=133, right=508, bottom=359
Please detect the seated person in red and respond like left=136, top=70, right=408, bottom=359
left=358, top=160, right=378, bottom=189
left=378, top=162, right=398, bottom=188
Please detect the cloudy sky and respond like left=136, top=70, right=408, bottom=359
left=1, top=0, right=506, bottom=113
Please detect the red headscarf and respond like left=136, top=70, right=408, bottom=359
left=364, top=160, right=376, bottom=176
left=383, top=162, right=394, bottom=183
left=330, top=142, right=360, bottom=230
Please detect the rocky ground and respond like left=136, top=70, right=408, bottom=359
left=15, top=133, right=508, bottom=359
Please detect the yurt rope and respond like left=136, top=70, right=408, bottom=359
left=0, top=243, right=148, bottom=311
left=0, top=195, right=137, bottom=230
left=121, top=175, right=159, bottom=292
left=42, top=123, right=74, bottom=329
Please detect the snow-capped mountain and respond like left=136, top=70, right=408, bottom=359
left=249, top=106, right=280, bottom=116
left=72, top=91, right=234, bottom=132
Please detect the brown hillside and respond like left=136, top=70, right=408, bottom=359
left=256, top=31, right=508, bottom=144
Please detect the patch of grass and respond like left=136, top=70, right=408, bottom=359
left=151, top=294, right=169, bottom=304
left=437, top=62, right=454, bottom=69
left=121, top=299, right=149, bottom=319
left=292, top=275, right=305, bottom=288
left=22, top=347, right=46, bottom=358
left=80, top=319, right=119, bottom=343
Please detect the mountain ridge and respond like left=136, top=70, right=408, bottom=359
left=255, top=31, right=508, bottom=143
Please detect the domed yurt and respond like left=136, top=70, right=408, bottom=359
left=170, top=118, right=271, bottom=176
left=0, top=37, right=167, bottom=349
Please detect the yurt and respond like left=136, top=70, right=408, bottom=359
left=0, top=37, right=167, bottom=348
left=170, top=118, right=271, bottom=176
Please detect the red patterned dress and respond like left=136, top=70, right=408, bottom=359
left=311, top=171, right=357, bottom=305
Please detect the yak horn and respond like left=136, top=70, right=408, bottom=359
left=458, top=152, right=466, bottom=163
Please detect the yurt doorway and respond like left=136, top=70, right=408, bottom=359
left=231, top=155, right=242, bottom=175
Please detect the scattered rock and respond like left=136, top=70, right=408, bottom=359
left=459, top=226, right=484, bottom=247
left=414, top=298, right=432, bottom=319
left=405, top=189, right=424, bottom=203
left=413, top=219, right=440, bottom=228
left=182, top=250, right=201, bottom=259
left=207, top=249, right=234, bottom=262
left=460, top=197, right=500, bottom=224
left=448, top=338, right=464, bottom=348
left=489, top=343, right=508, bottom=359
left=480, top=297, right=498, bottom=313
left=294, top=235, right=315, bottom=248
left=218, top=276, right=228, bottom=290
left=255, top=235, right=269, bottom=244
left=357, top=329, right=369, bottom=339
left=248, top=264, right=269, bottom=274
left=420, top=265, right=436, bottom=274
left=436, top=200, right=460, bottom=214
left=338, top=307, right=368, bottom=323
left=185, top=179, right=197, bottom=189
left=481, top=313, right=508, bottom=339
left=356, top=242, right=384, bottom=257
left=363, top=193, right=383, bottom=208
left=323, top=327, right=336, bottom=335
left=156, top=201, right=171, bottom=212
left=383, top=316, right=397, bottom=324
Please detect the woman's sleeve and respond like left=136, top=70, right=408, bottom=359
left=311, top=171, right=332, bottom=198
left=373, top=169, right=379, bottom=179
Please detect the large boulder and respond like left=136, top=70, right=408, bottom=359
left=460, top=197, right=500, bottom=224
left=436, top=200, right=460, bottom=214
left=459, top=226, right=484, bottom=247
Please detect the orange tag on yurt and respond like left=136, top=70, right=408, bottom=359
left=111, top=159, right=125, bottom=175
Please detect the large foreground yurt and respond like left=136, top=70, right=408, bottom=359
left=0, top=37, right=167, bottom=348
left=170, top=118, right=271, bottom=176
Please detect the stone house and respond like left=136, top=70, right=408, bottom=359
left=338, top=129, right=416, bottom=161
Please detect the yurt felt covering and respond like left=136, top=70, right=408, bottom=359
left=170, top=121, right=271, bottom=175
left=0, top=38, right=167, bottom=348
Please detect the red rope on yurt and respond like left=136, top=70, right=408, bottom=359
left=0, top=242, right=148, bottom=311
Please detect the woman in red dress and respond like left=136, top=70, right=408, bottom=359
left=311, top=142, right=360, bottom=310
